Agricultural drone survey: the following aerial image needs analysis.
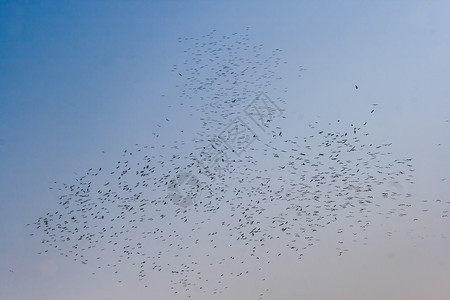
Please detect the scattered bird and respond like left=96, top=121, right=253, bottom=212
left=28, top=28, right=446, bottom=299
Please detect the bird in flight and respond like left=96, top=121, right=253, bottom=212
left=28, top=28, right=425, bottom=299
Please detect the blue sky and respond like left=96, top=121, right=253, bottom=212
left=1, top=1, right=449, bottom=299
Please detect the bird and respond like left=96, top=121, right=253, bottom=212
left=28, top=28, right=428, bottom=299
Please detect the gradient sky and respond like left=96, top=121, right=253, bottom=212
left=1, top=1, right=449, bottom=299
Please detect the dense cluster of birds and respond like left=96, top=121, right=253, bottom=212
left=28, top=29, right=448, bottom=299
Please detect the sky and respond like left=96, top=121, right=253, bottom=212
left=1, top=1, right=450, bottom=299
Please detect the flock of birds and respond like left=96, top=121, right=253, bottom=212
left=28, top=29, right=448, bottom=299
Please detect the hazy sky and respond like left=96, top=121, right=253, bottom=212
left=1, top=1, right=449, bottom=299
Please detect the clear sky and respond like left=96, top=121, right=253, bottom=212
left=1, top=1, right=449, bottom=299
